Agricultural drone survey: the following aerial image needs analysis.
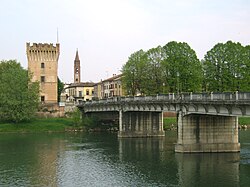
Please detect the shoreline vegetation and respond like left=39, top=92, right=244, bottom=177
left=0, top=118, right=75, bottom=133
left=0, top=117, right=249, bottom=133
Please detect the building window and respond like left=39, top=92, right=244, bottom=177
left=41, top=76, right=45, bottom=83
left=109, top=84, right=114, bottom=89
left=86, top=89, right=89, bottom=95
left=79, top=91, right=82, bottom=97
left=41, top=96, right=45, bottom=102
left=41, top=63, right=45, bottom=68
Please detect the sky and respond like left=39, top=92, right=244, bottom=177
left=0, top=0, right=249, bottom=83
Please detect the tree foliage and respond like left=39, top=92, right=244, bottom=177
left=144, top=46, right=165, bottom=94
left=122, top=41, right=202, bottom=95
left=162, top=41, right=202, bottom=92
left=203, top=41, right=250, bottom=92
left=57, top=77, right=64, bottom=102
left=0, top=60, right=39, bottom=123
left=122, top=50, right=147, bottom=95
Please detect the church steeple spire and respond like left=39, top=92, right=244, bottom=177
left=74, top=49, right=81, bottom=83
left=75, top=49, right=80, bottom=61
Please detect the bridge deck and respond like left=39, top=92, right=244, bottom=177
left=78, top=92, right=250, bottom=116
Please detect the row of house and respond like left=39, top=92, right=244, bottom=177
left=61, top=74, right=124, bottom=103
left=95, top=74, right=123, bottom=99
left=60, top=51, right=124, bottom=104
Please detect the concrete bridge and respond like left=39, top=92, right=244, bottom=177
left=77, top=92, right=250, bottom=153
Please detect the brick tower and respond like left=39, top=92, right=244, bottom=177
left=26, top=42, right=60, bottom=103
left=74, top=50, right=81, bottom=83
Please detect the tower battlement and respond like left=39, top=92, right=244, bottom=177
left=26, top=42, right=60, bottom=61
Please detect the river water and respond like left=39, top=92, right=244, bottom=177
left=0, top=130, right=250, bottom=187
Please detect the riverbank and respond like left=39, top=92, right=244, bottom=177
left=1, top=117, right=250, bottom=133
left=0, top=118, right=77, bottom=133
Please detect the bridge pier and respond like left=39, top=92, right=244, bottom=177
left=118, top=111, right=165, bottom=137
left=175, top=112, right=240, bottom=153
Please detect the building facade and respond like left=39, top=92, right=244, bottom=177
left=62, top=82, right=95, bottom=103
left=94, top=74, right=124, bottom=99
left=26, top=42, right=60, bottom=104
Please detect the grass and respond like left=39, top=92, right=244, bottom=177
left=163, top=117, right=177, bottom=130
left=239, top=117, right=250, bottom=126
left=0, top=118, right=75, bottom=133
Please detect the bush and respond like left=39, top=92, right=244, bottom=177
left=67, top=108, right=82, bottom=127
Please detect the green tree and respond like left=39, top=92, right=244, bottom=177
left=0, top=60, right=39, bottom=123
left=162, top=41, right=202, bottom=92
left=122, top=42, right=202, bottom=95
left=143, top=46, right=165, bottom=94
left=244, top=45, right=250, bottom=90
left=57, top=77, right=64, bottom=102
left=203, top=41, right=249, bottom=92
left=122, top=50, right=147, bottom=96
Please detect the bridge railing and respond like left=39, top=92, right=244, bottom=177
left=238, top=92, right=250, bottom=100
left=82, top=92, right=250, bottom=105
left=156, top=92, right=249, bottom=102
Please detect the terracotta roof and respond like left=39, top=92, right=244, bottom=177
left=100, top=74, right=123, bottom=83
left=67, top=82, right=95, bottom=88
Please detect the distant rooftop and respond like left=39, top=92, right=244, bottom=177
left=100, top=74, right=123, bottom=83
left=67, top=82, right=95, bottom=88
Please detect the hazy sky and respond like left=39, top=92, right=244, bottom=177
left=0, top=0, right=249, bottom=83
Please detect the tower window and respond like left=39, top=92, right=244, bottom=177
left=41, top=63, right=45, bottom=68
left=86, top=89, right=89, bottom=95
left=41, top=96, right=45, bottom=102
left=41, top=76, right=45, bottom=83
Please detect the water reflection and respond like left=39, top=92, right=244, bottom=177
left=118, top=134, right=179, bottom=186
left=0, top=131, right=249, bottom=187
left=175, top=153, right=240, bottom=187
left=118, top=131, right=176, bottom=161
left=118, top=137, right=165, bottom=161
left=0, top=134, right=66, bottom=187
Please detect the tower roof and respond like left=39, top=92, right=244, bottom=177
left=75, top=49, right=80, bottom=61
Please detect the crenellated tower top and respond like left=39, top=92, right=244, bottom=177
left=26, top=42, right=60, bottom=62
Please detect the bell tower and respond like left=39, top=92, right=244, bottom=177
left=74, top=49, right=81, bottom=83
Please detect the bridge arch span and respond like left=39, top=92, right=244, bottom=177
left=78, top=92, right=250, bottom=153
